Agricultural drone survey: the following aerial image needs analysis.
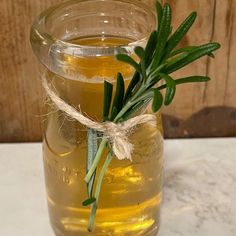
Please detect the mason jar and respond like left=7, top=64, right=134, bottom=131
left=30, top=0, right=163, bottom=235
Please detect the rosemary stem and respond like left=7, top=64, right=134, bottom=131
left=88, top=153, right=113, bottom=231
left=113, top=101, right=133, bottom=122
left=84, top=137, right=108, bottom=183
left=129, top=86, right=147, bottom=103
left=113, top=86, right=148, bottom=122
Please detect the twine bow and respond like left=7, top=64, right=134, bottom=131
left=42, top=78, right=156, bottom=161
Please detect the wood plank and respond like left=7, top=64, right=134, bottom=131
left=0, top=0, right=60, bottom=142
left=0, top=0, right=235, bottom=141
left=160, top=0, right=236, bottom=137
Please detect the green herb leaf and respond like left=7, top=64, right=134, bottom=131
left=111, top=106, right=118, bottom=121
left=124, top=72, right=140, bottom=103
left=158, top=76, right=211, bottom=90
left=103, top=81, right=113, bottom=121
left=135, top=46, right=146, bottom=78
left=165, top=52, right=190, bottom=67
left=165, top=42, right=221, bottom=74
left=158, top=73, right=176, bottom=105
left=168, top=46, right=198, bottom=58
left=156, top=1, right=163, bottom=36
left=111, top=73, right=125, bottom=120
left=164, top=12, right=197, bottom=58
left=116, top=54, right=141, bottom=74
left=152, top=89, right=163, bottom=112
left=82, top=197, right=96, bottom=206
left=168, top=46, right=216, bottom=59
left=151, top=3, right=172, bottom=68
left=135, top=46, right=145, bottom=60
left=176, top=75, right=211, bottom=84
left=145, top=31, right=158, bottom=66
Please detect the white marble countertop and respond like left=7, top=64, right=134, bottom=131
left=0, top=138, right=235, bottom=236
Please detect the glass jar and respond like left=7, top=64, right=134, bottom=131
left=30, top=0, right=163, bottom=235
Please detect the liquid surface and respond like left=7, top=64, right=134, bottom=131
left=65, top=36, right=135, bottom=80
left=43, top=36, right=163, bottom=236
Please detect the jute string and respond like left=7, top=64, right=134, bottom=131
left=42, top=77, right=156, bottom=161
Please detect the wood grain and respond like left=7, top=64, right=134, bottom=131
left=0, top=0, right=235, bottom=141
left=161, top=0, right=236, bottom=137
left=0, top=0, right=60, bottom=142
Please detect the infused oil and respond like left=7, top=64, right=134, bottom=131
left=43, top=36, right=163, bottom=236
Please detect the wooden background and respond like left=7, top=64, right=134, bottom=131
left=0, top=0, right=235, bottom=142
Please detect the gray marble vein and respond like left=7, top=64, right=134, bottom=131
left=159, top=139, right=236, bottom=236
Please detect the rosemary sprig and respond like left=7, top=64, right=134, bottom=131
left=83, top=1, right=220, bottom=231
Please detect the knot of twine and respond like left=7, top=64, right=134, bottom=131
left=42, top=78, right=156, bottom=161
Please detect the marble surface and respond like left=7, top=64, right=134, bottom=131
left=0, top=139, right=235, bottom=236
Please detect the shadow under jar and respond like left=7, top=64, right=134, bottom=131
left=30, top=0, right=163, bottom=235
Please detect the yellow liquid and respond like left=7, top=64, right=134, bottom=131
left=43, top=36, right=164, bottom=236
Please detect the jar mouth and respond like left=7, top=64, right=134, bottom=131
left=36, top=0, right=156, bottom=48
left=31, top=0, right=156, bottom=56
left=30, top=0, right=156, bottom=81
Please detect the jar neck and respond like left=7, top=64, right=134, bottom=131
left=30, top=0, right=156, bottom=80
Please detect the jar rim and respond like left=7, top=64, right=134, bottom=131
left=31, top=0, right=156, bottom=57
